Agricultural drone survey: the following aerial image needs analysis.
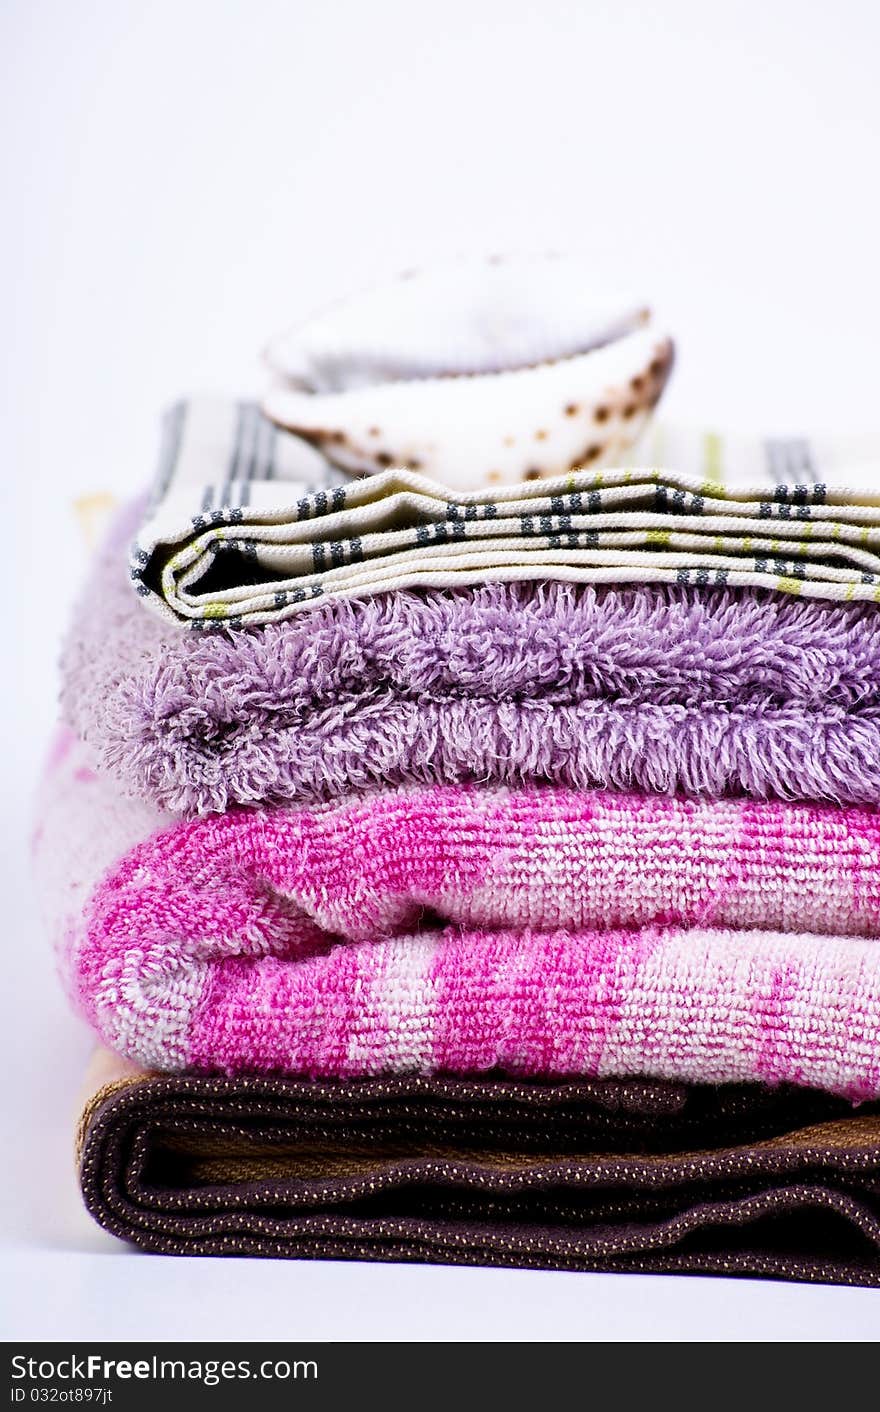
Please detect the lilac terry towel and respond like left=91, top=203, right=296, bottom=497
left=62, top=501, right=880, bottom=816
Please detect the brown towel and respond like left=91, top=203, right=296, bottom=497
left=78, top=1051, right=880, bottom=1285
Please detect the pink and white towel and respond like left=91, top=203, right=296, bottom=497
left=35, top=730, right=880, bottom=1096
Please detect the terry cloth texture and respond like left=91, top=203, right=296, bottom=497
left=78, top=1052, right=880, bottom=1285
left=37, top=732, right=880, bottom=1092
left=64, top=501, right=880, bottom=816
left=131, top=401, right=880, bottom=626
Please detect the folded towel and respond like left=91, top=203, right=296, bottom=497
left=65, top=502, right=880, bottom=815
left=131, top=402, right=880, bottom=626
left=77, top=1050, right=880, bottom=1284
left=37, top=733, right=880, bottom=1093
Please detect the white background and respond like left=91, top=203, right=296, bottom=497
left=2, top=0, right=880, bottom=1341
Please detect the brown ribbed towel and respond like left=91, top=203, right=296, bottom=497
left=76, top=1052, right=880, bottom=1285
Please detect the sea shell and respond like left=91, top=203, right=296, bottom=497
left=262, top=256, right=674, bottom=487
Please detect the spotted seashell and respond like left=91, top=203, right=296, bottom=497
left=262, top=256, right=674, bottom=487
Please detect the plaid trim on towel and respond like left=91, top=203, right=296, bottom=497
left=131, top=400, right=880, bottom=626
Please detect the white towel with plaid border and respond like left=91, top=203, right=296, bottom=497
left=130, top=399, right=880, bottom=628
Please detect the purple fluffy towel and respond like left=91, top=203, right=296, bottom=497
left=63, top=501, right=880, bottom=817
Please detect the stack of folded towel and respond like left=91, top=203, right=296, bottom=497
left=35, top=259, right=880, bottom=1284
